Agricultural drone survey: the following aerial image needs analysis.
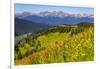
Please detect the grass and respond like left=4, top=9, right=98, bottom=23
left=15, top=26, right=94, bottom=65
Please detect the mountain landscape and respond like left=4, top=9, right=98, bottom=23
left=15, top=11, right=94, bottom=36
left=14, top=4, right=94, bottom=65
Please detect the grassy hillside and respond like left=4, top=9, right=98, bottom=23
left=15, top=23, right=94, bottom=65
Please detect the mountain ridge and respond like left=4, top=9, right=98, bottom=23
left=15, top=11, right=94, bottom=25
left=15, top=18, right=51, bottom=35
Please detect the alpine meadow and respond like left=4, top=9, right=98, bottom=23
left=14, top=4, right=94, bottom=65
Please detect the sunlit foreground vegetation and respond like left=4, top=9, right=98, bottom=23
left=15, top=23, right=94, bottom=65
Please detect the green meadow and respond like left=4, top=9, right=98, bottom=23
left=15, top=23, right=94, bottom=65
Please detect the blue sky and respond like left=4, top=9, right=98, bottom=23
left=15, top=3, right=94, bottom=14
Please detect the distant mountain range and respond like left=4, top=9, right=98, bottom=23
left=15, top=11, right=94, bottom=35
left=15, top=11, right=94, bottom=18
left=15, top=11, right=94, bottom=25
